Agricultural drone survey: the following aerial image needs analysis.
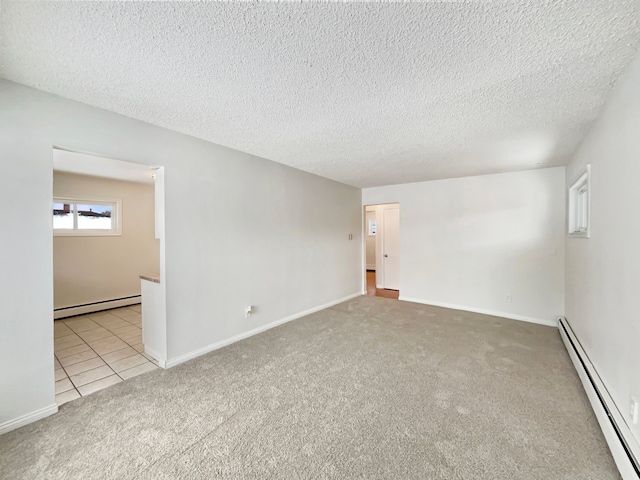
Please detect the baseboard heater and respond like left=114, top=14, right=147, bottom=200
left=54, top=295, right=141, bottom=319
left=559, top=318, right=640, bottom=479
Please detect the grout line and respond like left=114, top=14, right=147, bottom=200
left=67, top=362, right=116, bottom=385
left=70, top=366, right=118, bottom=389
left=76, top=373, right=122, bottom=393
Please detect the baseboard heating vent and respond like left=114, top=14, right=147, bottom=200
left=559, top=317, right=640, bottom=480
left=54, top=295, right=141, bottom=319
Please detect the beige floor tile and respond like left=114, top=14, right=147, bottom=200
left=69, top=365, right=115, bottom=387
left=55, top=377, right=74, bottom=394
left=88, top=335, right=126, bottom=349
left=54, top=357, right=62, bottom=369
left=84, top=310, right=114, bottom=318
left=65, top=357, right=106, bottom=377
left=55, top=368, right=68, bottom=381
left=55, top=342, right=91, bottom=359
left=54, top=323, right=74, bottom=338
left=119, top=333, right=142, bottom=345
left=78, top=328, right=114, bottom=343
left=141, top=352, right=159, bottom=365
left=110, top=325, right=141, bottom=337
left=90, top=313, right=130, bottom=327
left=118, top=325, right=142, bottom=343
left=77, top=374, right=122, bottom=396
left=58, top=349, right=98, bottom=367
left=56, top=388, right=80, bottom=405
left=127, top=319, right=142, bottom=327
left=110, top=308, right=141, bottom=321
left=89, top=337, right=129, bottom=355
left=63, top=318, right=101, bottom=333
left=102, top=347, right=138, bottom=364
left=124, top=315, right=142, bottom=325
left=119, top=362, right=158, bottom=380
left=128, top=304, right=142, bottom=313
left=100, top=320, right=132, bottom=331
left=131, top=342, right=145, bottom=352
left=54, top=334, right=84, bottom=352
left=109, top=354, right=149, bottom=373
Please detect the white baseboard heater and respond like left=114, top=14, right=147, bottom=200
left=54, top=295, right=141, bottom=319
left=559, top=317, right=640, bottom=479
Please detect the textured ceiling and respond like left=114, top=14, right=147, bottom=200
left=2, top=1, right=639, bottom=187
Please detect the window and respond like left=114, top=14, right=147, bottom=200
left=568, top=165, right=590, bottom=238
left=53, top=197, right=122, bottom=236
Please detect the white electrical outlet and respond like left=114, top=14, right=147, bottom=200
left=631, top=396, right=639, bottom=424
left=245, top=305, right=253, bottom=318
left=505, top=294, right=512, bottom=303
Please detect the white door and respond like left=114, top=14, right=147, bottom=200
left=382, top=207, right=400, bottom=290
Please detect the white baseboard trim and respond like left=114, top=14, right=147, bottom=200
left=559, top=318, right=640, bottom=479
left=165, top=292, right=363, bottom=369
left=143, top=346, right=166, bottom=369
left=366, top=265, right=376, bottom=271
left=54, top=296, right=141, bottom=319
left=398, top=296, right=557, bottom=327
left=0, top=404, right=58, bottom=435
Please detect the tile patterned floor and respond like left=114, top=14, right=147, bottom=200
left=54, top=304, right=159, bottom=406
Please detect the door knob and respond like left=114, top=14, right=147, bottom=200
left=384, top=254, right=388, bottom=257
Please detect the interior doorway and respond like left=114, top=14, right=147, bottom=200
left=51, top=148, right=166, bottom=405
left=364, top=203, right=400, bottom=299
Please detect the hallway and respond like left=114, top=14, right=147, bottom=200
left=366, top=270, right=399, bottom=299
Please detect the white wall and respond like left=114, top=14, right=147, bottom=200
left=0, top=80, right=362, bottom=429
left=565, top=49, right=640, bottom=444
left=363, top=168, right=565, bottom=325
left=53, top=172, right=159, bottom=310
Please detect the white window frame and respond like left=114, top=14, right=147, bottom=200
left=568, top=165, right=590, bottom=238
left=53, top=196, right=122, bottom=237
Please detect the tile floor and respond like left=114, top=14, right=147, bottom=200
left=54, top=304, right=159, bottom=405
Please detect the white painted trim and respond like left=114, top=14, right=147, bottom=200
left=398, top=296, right=557, bottom=327
left=0, top=404, right=58, bottom=435
left=366, top=265, right=376, bottom=271
left=165, top=292, right=363, bottom=369
left=143, top=345, right=166, bottom=369
left=559, top=318, right=640, bottom=480
left=54, top=296, right=141, bottom=319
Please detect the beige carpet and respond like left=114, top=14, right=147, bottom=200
left=0, top=296, right=619, bottom=479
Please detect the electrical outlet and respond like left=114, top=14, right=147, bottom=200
left=505, top=294, right=512, bottom=303
left=245, top=305, right=253, bottom=318
left=631, top=396, right=639, bottom=424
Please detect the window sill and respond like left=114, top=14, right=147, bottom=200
left=54, top=230, right=122, bottom=237
left=568, top=231, right=590, bottom=238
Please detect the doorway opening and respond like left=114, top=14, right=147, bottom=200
left=364, top=203, right=400, bottom=300
left=52, top=148, right=166, bottom=405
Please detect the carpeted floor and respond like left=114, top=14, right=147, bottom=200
left=0, top=296, right=619, bottom=479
